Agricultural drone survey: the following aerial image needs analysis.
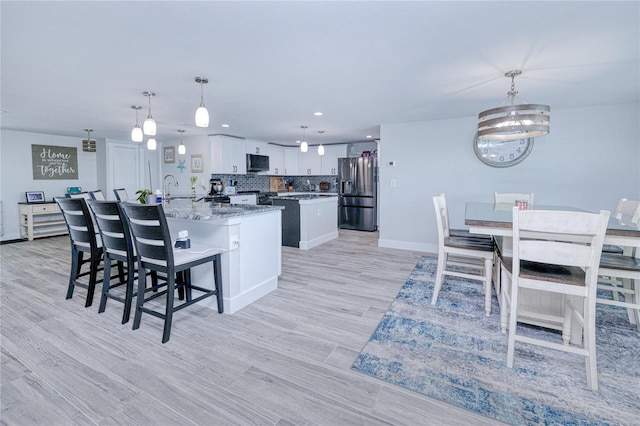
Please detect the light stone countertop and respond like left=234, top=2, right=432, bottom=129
left=162, top=199, right=283, bottom=221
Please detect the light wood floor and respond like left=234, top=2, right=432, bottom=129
left=1, top=230, right=501, bottom=425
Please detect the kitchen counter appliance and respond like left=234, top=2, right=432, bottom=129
left=338, top=157, right=377, bottom=231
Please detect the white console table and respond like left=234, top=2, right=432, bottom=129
left=19, top=202, right=68, bottom=241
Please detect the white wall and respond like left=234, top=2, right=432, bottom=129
left=0, top=129, right=99, bottom=240
left=378, top=103, right=640, bottom=253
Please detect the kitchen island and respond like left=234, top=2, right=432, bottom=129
left=163, top=199, right=283, bottom=314
left=272, top=194, right=338, bottom=249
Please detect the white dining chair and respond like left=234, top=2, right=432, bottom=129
left=597, top=198, right=640, bottom=328
left=494, top=192, right=534, bottom=205
left=431, top=194, right=495, bottom=316
left=502, top=207, right=609, bottom=391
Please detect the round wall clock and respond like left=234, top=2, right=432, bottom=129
left=473, top=133, right=534, bottom=167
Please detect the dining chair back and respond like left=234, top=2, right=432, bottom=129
left=113, top=188, right=129, bottom=202
left=55, top=197, right=104, bottom=307
left=432, top=194, right=495, bottom=316
left=494, top=192, right=534, bottom=205
left=86, top=200, right=149, bottom=324
left=505, top=207, right=609, bottom=391
left=120, top=202, right=224, bottom=343
left=89, top=190, right=106, bottom=201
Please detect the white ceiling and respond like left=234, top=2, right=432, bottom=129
left=1, top=1, right=638, bottom=146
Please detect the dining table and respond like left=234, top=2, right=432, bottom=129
left=464, top=202, right=640, bottom=343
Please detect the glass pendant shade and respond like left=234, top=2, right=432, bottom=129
left=143, top=116, right=156, bottom=136
left=300, top=141, right=308, bottom=153
left=178, top=142, right=186, bottom=155
left=147, top=138, right=157, bottom=150
left=317, top=144, right=325, bottom=155
left=195, top=105, right=209, bottom=127
left=131, top=125, right=143, bottom=142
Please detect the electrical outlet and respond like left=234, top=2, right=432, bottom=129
left=318, top=209, right=322, bottom=216
left=391, top=179, right=397, bottom=187
left=230, top=236, right=240, bottom=249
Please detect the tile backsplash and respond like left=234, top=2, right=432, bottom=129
left=211, top=174, right=339, bottom=193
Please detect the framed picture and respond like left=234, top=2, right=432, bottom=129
left=26, top=191, right=45, bottom=203
left=191, top=154, right=204, bottom=173
left=164, top=146, right=175, bottom=163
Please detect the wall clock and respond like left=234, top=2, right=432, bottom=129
left=473, top=133, right=533, bottom=167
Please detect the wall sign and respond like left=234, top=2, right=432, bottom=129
left=31, top=144, right=78, bottom=180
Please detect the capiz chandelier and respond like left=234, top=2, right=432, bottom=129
left=477, top=70, right=550, bottom=141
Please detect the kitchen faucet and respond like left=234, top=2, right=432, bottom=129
left=163, top=174, right=178, bottom=198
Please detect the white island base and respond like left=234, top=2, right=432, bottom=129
left=167, top=208, right=282, bottom=314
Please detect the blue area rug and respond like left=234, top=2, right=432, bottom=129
left=352, top=256, right=640, bottom=425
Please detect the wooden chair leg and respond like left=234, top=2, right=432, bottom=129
left=162, top=275, right=176, bottom=344
left=98, top=259, right=112, bottom=313
left=484, top=257, right=492, bottom=316
left=67, top=248, right=80, bottom=300
left=122, top=261, right=136, bottom=324
left=85, top=254, right=100, bottom=307
left=132, top=266, right=146, bottom=330
left=431, top=253, right=447, bottom=305
left=214, top=255, right=224, bottom=313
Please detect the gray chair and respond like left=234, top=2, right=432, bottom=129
left=120, top=202, right=224, bottom=343
left=113, top=188, right=129, bottom=202
left=89, top=190, right=106, bottom=200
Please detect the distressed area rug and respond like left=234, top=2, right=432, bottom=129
left=352, top=256, right=640, bottom=425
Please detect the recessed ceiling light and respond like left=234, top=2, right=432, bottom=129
left=221, top=124, right=230, bottom=128
left=314, top=112, right=323, bottom=116
left=366, top=135, right=373, bottom=138
left=296, top=140, right=301, bottom=144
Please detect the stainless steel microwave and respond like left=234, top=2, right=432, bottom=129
left=246, top=154, right=269, bottom=172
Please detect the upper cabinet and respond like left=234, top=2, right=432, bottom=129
left=267, top=145, right=285, bottom=175
left=246, top=139, right=268, bottom=155
left=284, top=147, right=299, bottom=175
left=299, top=150, right=323, bottom=175
left=210, top=135, right=246, bottom=174
left=321, top=144, right=348, bottom=175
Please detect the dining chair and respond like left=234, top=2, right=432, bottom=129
left=438, top=193, right=493, bottom=242
left=120, top=202, right=224, bottom=343
left=55, top=197, right=104, bottom=307
left=431, top=194, right=495, bottom=316
left=86, top=200, right=160, bottom=324
left=597, top=198, right=640, bottom=327
left=494, top=192, right=534, bottom=205
left=502, top=207, right=609, bottom=391
left=89, top=190, right=106, bottom=200
left=113, top=188, right=129, bottom=202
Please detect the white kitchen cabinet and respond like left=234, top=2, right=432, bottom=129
left=245, top=139, right=268, bottom=155
left=267, top=144, right=285, bottom=175
left=298, top=150, right=323, bottom=175
left=284, top=147, right=299, bottom=175
left=321, top=144, right=348, bottom=175
left=210, top=135, right=246, bottom=174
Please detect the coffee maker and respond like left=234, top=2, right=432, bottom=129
left=209, top=178, right=223, bottom=195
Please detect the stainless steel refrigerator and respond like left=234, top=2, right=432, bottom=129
left=338, top=157, right=377, bottom=231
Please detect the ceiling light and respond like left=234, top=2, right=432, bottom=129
left=82, top=129, right=96, bottom=152
left=178, top=130, right=186, bottom=155
left=314, top=112, right=323, bottom=116
left=366, top=135, right=373, bottom=139
left=130, top=105, right=143, bottom=142
left=221, top=124, right=229, bottom=128
left=142, top=92, right=156, bottom=136
left=195, top=77, right=209, bottom=128
left=147, top=137, right=157, bottom=150
left=317, top=130, right=325, bottom=155
left=299, top=125, right=308, bottom=153
left=477, top=70, right=550, bottom=140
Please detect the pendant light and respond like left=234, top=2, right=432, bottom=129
left=178, top=130, right=186, bottom=155
left=147, top=137, right=157, bottom=150
left=82, top=129, right=96, bottom=152
left=130, top=106, right=143, bottom=142
left=477, top=70, right=550, bottom=140
left=317, top=130, right=325, bottom=155
left=194, top=77, right=209, bottom=128
left=299, top=125, right=308, bottom=153
left=142, top=91, right=157, bottom=136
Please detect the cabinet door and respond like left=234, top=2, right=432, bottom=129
left=211, top=136, right=246, bottom=174
left=299, top=150, right=323, bottom=175
left=267, top=145, right=285, bottom=175
left=245, top=139, right=268, bottom=155
left=284, top=147, right=299, bottom=175
left=322, top=144, right=347, bottom=175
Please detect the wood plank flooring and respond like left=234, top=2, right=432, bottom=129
left=1, top=230, right=502, bottom=425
